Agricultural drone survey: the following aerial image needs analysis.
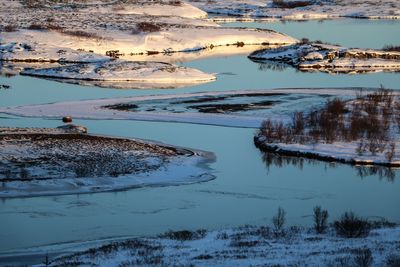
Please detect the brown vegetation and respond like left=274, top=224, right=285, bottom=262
left=383, top=45, right=400, bottom=52
left=272, top=0, right=313, bottom=9
left=259, top=88, right=399, bottom=160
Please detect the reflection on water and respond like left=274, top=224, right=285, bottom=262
left=261, top=152, right=397, bottom=182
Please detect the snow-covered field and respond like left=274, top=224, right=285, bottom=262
left=0, top=127, right=215, bottom=198
left=0, top=88, right=364, bottom=128
left=42, top=225, right=400, bottom=267
left=249, top=43, right=400, bottom=73
left=189, top=0, right=400, bottom=20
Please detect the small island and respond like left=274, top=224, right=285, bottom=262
left=255, top=88, right=400, bottom=167
left=0, top=126, right=215, bottom=198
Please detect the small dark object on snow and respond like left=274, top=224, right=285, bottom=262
left=62, top=116, right=73, bottom=123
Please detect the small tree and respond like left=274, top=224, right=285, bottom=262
left=313, top=206, right=329, bottom=234
left=272, top=207, right=286, bottom=231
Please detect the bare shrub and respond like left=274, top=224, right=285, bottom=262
left=62, top=30, right=102, bottom=39
left=167, top=0, right=182, bottom=6
left=385, top=142, right=396, bottom=162
left=20, top=168, right=30, bottom=179
left=334, top=211, right=371, bottom=238
left=134, top=22, right=162, bottom=33
left=353, top=248, right=373, bottom=267
left=272, top=0, right=313, bottom=8
left=258, top=88, right=398, bottom=162
left=313, top=206, right=329, bottom=234
left=386, top=254, right=400, bottom=267
left=292, top=111, right=305, bottom=136
left=383, top=45, right=400, bottom=52
left=2, top=25, right=17, bottom=32
left=161, top=229, right=206, bottom=241
left=272, top=207, right=286, bottom=231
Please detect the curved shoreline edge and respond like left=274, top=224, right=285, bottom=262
left=254, top=135, right=400, bottom=168
left=0, top=131, right=216, bottom=199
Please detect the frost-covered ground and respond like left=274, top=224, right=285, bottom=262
left=188, top=0, right=400, bottom=20
left=39, top=225, right=400, bottom=267
left=0, top=88, right=365, bottom=128
left=249, top=43, right=400, bottom=73
left=0, top=127, right=215, bottom=198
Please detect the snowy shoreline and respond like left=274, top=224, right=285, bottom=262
left=0, top=127, right=216, bottom=198
left=254, top=136, right=400, bottom=168
left=249, top=43, right=400, bottom=74
left=11, top=224, right=399, bottom=266
left=0, top=88, right=374, bottom=128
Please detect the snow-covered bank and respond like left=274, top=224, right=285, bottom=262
left=0, top=27, right=297, bottom=62
left=0, top=127, right=215, bottom=198
left=189, top=0, right=400, bottom=20
left=0, top=88, right=366, bottom=128
left=0, top=0, right=297, bottom=62
left=38, top=225, right=400, bottom=266
left=249, top=43, right=400, bottom=73
left=255, top=89, right=400, bottom=167
left=20, top=60, right=216, bottom=89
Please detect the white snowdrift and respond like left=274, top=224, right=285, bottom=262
left=82, top=1, right=208, bottom=19
left=20, top=60, right=216, bottom=84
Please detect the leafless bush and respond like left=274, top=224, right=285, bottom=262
left=385, top=142, right=396, bottom=162
left=167, top=0, right=182, bottom=6
left=313, top=206, right=329, bottom=234
left=134, top=22, right=162, bottom=33
left=383, top=45, right=400, bottom=52
left=292, top=111, right=305, bottom=136
left=2, top=25, right=17, bottom=32
left=20, top=168, right=30, bottom=179
left=386, top=254, right=400, bottom=267
left=161, top=229, right=206, bottom=241
left=62, top=30, right=102, bottom=39
left=272, top=0, right=313, bottom=8
left=353, top=248, right=373, bottom=267
left=105, top=50, right=124, bottom=59
left=334, top=211, right=371, bottom=238
left=272, top=207, right=286, bottom=231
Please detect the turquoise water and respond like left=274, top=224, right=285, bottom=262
left=0, top=19, right=400, bottom=254
left=224, top=19, right=400, bottom=49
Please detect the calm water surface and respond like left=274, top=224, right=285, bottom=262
left=0, top=19, right=399, bottom=254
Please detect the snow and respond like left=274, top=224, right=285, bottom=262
left=0, top=128, right=216, bottom=198
left=188, top=0, right=400, bottom=20
left=0, top=28, right=297, bottom=62
left=81, top=1, right=208, bottom=19
left=249, top=43, right=400, bottom=73
left=0, top=88, right=369, bottom=128
left=20, top=60, right=216, bottom=87
left=258, top=141, right=400, bottom=167
left=38, top=225, right=400, bottom=266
